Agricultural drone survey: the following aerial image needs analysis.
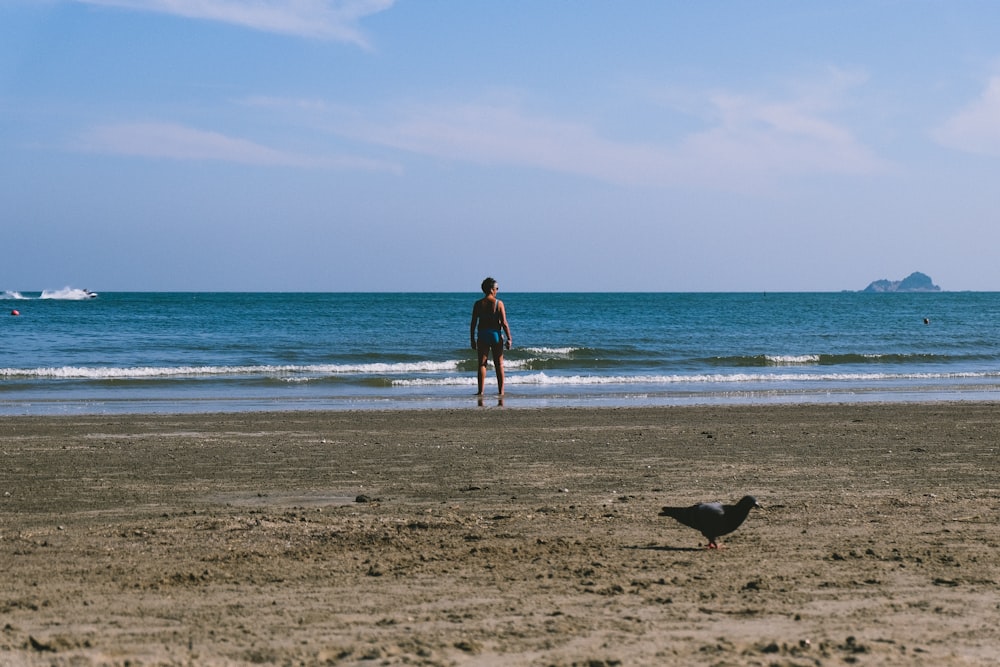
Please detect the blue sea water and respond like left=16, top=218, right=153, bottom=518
left=2, top=289, right=1000, bottom=415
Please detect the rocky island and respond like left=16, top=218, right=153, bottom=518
left=861, top=271, right=941, bottom=292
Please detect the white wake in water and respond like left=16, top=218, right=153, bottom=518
left=41, top=287, right=96, bottom=300
left=2, top=287, right=97, bottom=300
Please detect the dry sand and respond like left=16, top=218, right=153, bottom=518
left=2, top=402, right=999, bottom=666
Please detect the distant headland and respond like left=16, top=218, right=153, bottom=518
left=861, top=271, right=941, bottom=293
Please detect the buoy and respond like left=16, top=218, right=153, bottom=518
left=10, top=310, right=20, bottom=316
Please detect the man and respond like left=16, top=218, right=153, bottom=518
left=470, top=277, right=512, bottom=396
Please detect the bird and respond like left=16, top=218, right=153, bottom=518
left=659, top=495, right=761, bottom=548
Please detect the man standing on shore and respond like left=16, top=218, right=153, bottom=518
left=470, top=277, right=512, bottom=396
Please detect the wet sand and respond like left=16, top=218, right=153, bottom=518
left=2, top=403, right=999, bottom=665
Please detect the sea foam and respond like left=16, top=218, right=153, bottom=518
left=0, top=361, right=463, bottom=380
left=391, top=369, right=1000, bottom=387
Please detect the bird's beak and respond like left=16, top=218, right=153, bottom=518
left=755, top=502, right=765, bottom=511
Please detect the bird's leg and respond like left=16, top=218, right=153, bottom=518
left=706, top=541, right=719, bottom=549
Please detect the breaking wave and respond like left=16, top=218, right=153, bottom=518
left=393, top=369, right=1000, bottom=387
left=0, top=360, right=462, bottom=380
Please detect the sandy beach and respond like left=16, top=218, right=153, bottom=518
left=2, top=402, right=999, bottom=666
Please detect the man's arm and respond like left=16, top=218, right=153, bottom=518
left=470, top=302, right=479, bottom=348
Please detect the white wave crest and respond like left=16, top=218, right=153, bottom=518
left=764, top=354, right=821, bottom=365
left=305, top=361, right=461, bottom=374
left=392, top=370, right=1000, bottom=387
left=2, top=291, right=28, bottom=300
left=521, top=347, right=580, bottom=356
left=0, top=360, right=463, bottom=380
left=6, top=364, right=999, bottom=386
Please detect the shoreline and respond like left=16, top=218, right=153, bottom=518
left=3, top=402, right=1000, bottom=665
left=2, top=394, right=999, bottom=415
left=5, top=385, right=1000, bottom=417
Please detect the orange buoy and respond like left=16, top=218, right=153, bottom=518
left=10, top=309, right=20, bottom=316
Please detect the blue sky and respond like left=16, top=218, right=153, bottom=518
left=3, top=1, right=1000, bottom=292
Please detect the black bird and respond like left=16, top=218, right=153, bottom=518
left=659, top=495, right=761, bottom=548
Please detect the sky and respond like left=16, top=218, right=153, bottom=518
left=3, top=1, right=1000, bottom=292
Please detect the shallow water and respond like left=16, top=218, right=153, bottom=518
left=3, top=291, right=999, bottom=414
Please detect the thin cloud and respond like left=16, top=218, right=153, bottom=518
left=934, top=76, right=1000, bottom=156
left=327, top=85, right=884, bottom=191
left=72, top=0, right=394, bottom=46
left=676, top=89, right=884, bottom=185
left=76, top=121, right=400, bottom=171
left=250, top=95, right=678, bottom=186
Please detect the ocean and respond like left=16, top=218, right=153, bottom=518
left=2, top=289, right=1000, bottom=415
